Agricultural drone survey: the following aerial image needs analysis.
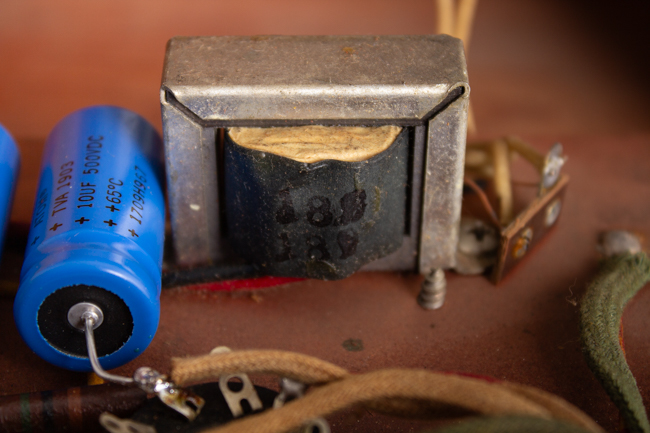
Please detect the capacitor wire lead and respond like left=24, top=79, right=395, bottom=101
left=78, top=305, right=205, bottom=421
left=82, top=309, right=134, bottom=385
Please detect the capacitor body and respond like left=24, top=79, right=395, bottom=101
left=14, top=106, right=165, bottom=371
left=0, top=124, right=20, bottom=262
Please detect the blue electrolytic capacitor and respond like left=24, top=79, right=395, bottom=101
left=14, top=106, right=165, bottom=371
left=0, top=124, right=20, bottom=263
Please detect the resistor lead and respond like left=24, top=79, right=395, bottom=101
left=14, top=106, right=165, bottom=371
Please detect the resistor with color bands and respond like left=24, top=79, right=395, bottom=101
left=0, top=384, right=147, bottom=433
left=14, top=106, right=165, bottom=371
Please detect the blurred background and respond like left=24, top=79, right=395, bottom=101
left=0, top=0, right=647, bottom=215
left=1, top=0, right=649, bottom=224
left=2, top=0, right=649, bottom=135
left=0, top=3, right=649, bottom=431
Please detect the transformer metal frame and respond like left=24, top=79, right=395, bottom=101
left=161, top=35, right=469, bottom=275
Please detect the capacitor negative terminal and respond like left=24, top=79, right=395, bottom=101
left=14, top=106, right=165, bottom=371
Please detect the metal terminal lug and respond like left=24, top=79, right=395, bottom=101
left=273, top=377, right=307, bottom=409
left=99, top=412, right=156, bottom=433
left=133, top=367, right=205, bottom=421
left=302, top=418, right=331, bottom=433
left=219, top=374, right=263, bottom=417
left=545, top=199, right=562, bottom=227
left=541, top=143, right=566, bottom=191
left=273, top=377, right=331, bottom=433
left=211, top=345, right=264, bottom=417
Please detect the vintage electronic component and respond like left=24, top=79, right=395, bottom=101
left=489, top=140, right=568, bottom=283
left=161, top=35, right=469, bottom=279
left=0, top=123, right=20, bottom=262
left=101, top=380, right=278, bottom=433
left=459, top=138, right=569, bottom=283
left=0, top=384, right=147, bottom=433
left=14, top=106, right=165, bottom=371
left=225, top=126, right=408, bottom=279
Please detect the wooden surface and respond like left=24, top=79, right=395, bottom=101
left=0, top=1, right=649, bottom=432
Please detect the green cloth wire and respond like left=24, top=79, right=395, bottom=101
left=580, top=252, right=650, bottom=433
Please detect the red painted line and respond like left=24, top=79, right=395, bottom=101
left=185, top=276, right=305, bottom=292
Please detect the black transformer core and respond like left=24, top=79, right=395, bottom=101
left=224, top=128, right=409, bottom=280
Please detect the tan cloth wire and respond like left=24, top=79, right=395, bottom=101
left=173, top=350, right=348, bottom=386
left=436, top=0, right=478, bottom=135
left=464, top=137, right=551, bottom=227
left=172, top=350, right=604, bottom=433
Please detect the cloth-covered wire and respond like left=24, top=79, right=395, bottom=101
left=424, top=415, right=592, bottom=433
left=172, top=350, right=603, bottom=433
left=172, top=350, right=348, bottom=386
left=580, top=252, right=650, bottom=433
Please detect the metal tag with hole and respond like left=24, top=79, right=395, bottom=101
left=492, top=174, right=569, bottom=282
left=101, top=382, right=277, bottom=433
left=218, top=374, right=264, bottom=417
left=273, top=377, right=332, bottom=433
left=100, top=413, right=156, bottom=433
